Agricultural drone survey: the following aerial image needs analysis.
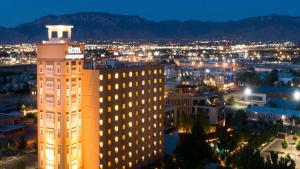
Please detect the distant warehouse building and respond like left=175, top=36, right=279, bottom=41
left=246, top=99, right=300, bottom=122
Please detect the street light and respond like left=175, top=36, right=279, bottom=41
left=294, top=91, right=300, bottom=101
left=244, top=88, right=252, bottom=95
left=281, top=115, right=286, bottom=121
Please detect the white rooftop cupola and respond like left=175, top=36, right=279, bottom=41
left=46, top=25, right=73, bottom=40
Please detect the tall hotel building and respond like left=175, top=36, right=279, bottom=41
left=37, top=25, right=164, bottom=169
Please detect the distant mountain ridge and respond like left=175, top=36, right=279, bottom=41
left=1, top=12, right=300, bottom=43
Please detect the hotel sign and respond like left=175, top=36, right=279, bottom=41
left=65, top=46, right=84, bottom=59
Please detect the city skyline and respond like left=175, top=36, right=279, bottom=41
left=1, top=2, right=300, bottom=168
left=2, top=0, right=300, bottom=27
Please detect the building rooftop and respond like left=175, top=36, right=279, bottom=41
left=266, top=98, right=300, bottom=110
left=246, top=105, right=300, bottom=117
left=84, top=59, right=162, bottom=70
left=0, top=124, right=23, bottom=133
left=254, top=86, right=299, bottom=94
left=0, top=112, right=21, bottom=119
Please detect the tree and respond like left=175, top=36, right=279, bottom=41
left=296, top=141, right=300, bottom=151
left=232, top=110, right=248, bottom=127
left=237, top=71, right=261, bottom=85
left=227, top=148, right=295, bottom=169
left=227, top=96, right=235, bottom=106
left=33, top=141, right=38, bottom=154
left=15, top=161, right=26, bottom=169
left=264, top=69, right=279, bottom=86
left=18, top=135, right=27, bottom=150
left=174, top=119, right=213, bottom=168
left=282, top=139, right=288, bottom=149
left=265, top=152, right=295, bottom=169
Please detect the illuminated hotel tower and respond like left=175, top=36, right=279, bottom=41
left=37, top=25, right=85, bottom=169
left=37, top=25, right=165, bottom=169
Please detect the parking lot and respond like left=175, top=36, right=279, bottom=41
left=261, top=136, right=300, bottom=168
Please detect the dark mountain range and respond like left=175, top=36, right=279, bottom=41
left=1, top=12, right=300, bottom=43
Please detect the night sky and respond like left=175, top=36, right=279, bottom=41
left=2, top=0, right=300, bottom=27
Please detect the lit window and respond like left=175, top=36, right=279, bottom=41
left=99, top=97, right=103, bottom=103
left=108, top=74, right=111, bottom=79
left=129, top=92, right=132, bottom=97
left=129, top=82, right=132, bottom=87
left=128, top=102, right=132, bottom=107
left=115, top=105, right=119, bottom=111
left=115, top=115, right=119, bottom=121
left=122, top=72, right=126, bottom=78
left=114, top=73, right=119, bottom=79
left=99, top=86, right=103, bottom=92
left=114, top=94, right=118, bottom=100
left=128, top=122, right=132, bottom=127
left=129, top=72, right=133, bottom=77
left=108, top=96, right=111, bottom=101
left=99, top=74, right=103, bottom=80
left=114, top=126, right=119, bottom=132
left=108, top=85, right=111, bottom=91
left=115, top=84, right=119, bottom=90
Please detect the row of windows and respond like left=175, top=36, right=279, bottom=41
left=99, top=148, right=163, bottom=169
left=100, top=83, right=163, bottom=92
left=40, top=143, right=81, bottom=168
left=99, top=69, right=163, bottom=80
left=39, top=63, right=82, bottom=75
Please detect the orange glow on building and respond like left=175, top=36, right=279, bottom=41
left=37, top=25, right=85, bottom=169
left=37, top=25, right=165, bottom=169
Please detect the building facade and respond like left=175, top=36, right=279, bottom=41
left=37, top=25, right=84, bottom=169
left=94, top=64, right=165, bottom=169
left=37, top=25, right=165, bottom=169
left=191, top=95, right=225, bottom=126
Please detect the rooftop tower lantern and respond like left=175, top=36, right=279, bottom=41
left=46, top=25, right=73, bottom=40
